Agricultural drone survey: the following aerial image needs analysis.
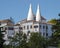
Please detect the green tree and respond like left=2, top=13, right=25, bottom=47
left=8, top=32, right=27, bottom=48
left=52, top=20, right=60, bottom=46
left=28, top=32, right=46, bottom=48
left=20, top=33, right=28, bottom=48
left=48, top=19, right=57, bottom=24
left=49, top=15, right=60, bottom=47
left=0, top=27, right=5, bottom=48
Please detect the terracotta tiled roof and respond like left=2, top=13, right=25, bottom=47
left=14, top=24, right=20, bottom=26
left=0, top=19, right=14, bottom=26
left=41, top=16, right=46, bottom=20
left=19, top=16, right=46, bottom=23
left=0, top=19, right=12, bottom=23
left=19, top=20, right=53, bottom=25
left=5, top=23, right=14, bottom=26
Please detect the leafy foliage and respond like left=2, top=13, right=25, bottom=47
left=0, top=27, right=5, bottom=48
left=49, top=17, right=60, bottom=47
left=8, top=32, right=28, bottom=48
left=8, top=32, right=46, bottom=48
left=28, top=32, right=46, bottom=48
left=48, top=19, right=57, bottom=24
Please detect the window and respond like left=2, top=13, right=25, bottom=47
left=27, top=25, right=29, bottom=29
left=27, top=31, right=30, bottom=36
left=40, top=25, right=41, bottom=28
left=34, top=25, right=38, bottom=28
left=46, top=26, right=48, bottom=29
left=30, top=25, right=32, bottom=29
left=43, top=26, right=45, bottom=29
left=0, top=22, right=1, bottom=25
left=8, top=27, right=14, bottom=30
left=5, top=27, right=7, bottom=30
left=24, top=26, right=25, bottom=29
left=43, top=32, right=45, bottom=36
left=46, top=33, right=48, bottom=36
left=19, top=27, right=22, bottom=30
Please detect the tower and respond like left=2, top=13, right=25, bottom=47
left=27, top=4, right=34, bottom=21
left=36, top=4, right=41, bottom=22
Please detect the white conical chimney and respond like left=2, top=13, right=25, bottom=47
left=36, top=4, right=41, bottom=22
left=27, top=3, right=34, bottom=21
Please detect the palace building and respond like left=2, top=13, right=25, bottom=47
left=17, top=4, right=52, bottom=38
left=0, top=4, right=53, bottom=45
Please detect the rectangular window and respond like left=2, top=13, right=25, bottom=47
left=43, top=32, right=45, bottom=36
left=27, top=25, right=29, bottom=29
left=19, top=27, right=22, bottom=30
left=46, top=26, right=48, bottom=29
left=0, top=22, right=1, bottom=25
left=8, top=27, right=14, bottom=30
left=24, top=26, right=25, bottom=29
left=34, top=25, right=38, bottom=28
left=46, top=33, right=48, bottom=36
left=43, top=26, right=45, bottom=29
left=40, top=25, right=41, bottom=28
left=30, top=25, right=32, bottom=29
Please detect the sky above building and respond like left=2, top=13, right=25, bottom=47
left=0, top=0, right=60, bottom=23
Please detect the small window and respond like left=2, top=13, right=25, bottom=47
left=34, top=25, right=38, bottom=28
left=43, top=26, right=45, bottom=29
left=27, top=25, right=29, bottom=29
left=0, top=22, right=1, bottom=25
left=5, top=27, right=7, bottom=30
left=19, top=27, right=22, bottom=30
left=43, top=32, right=45, bottom=36
left=46, top=26, right=48, bottom=29
left=40, top=25, right=41, bottom=28
left=46, top=33, right=48, bottom=36
left=24, top=26, right=25, bottom=29
left=30, top=25, right=32, bottom=29
left=27, top=31, right=30, bottom=36
left=8, top=27, right=14, bottom=30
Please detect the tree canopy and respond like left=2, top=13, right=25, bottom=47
left=0, top=27, right=5, bottom=48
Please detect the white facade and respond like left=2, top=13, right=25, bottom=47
left=17, top=4, right=53, bottom=38
left=0, top=4, right=53, bottom=45
left=0, top=19, right=15, bottom=45
left=19, top=21, right=52, bottom=38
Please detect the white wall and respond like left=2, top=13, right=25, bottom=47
left=21, top=22, right=33, bottom=34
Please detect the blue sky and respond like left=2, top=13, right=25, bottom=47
left=0, top=0, right=60, bottom=23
